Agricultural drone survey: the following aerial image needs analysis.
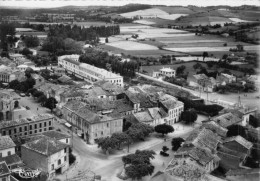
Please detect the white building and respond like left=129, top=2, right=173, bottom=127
left=160, top=67, right=176, bottom=77
left=0, top=136, right=15, bottom=158
left=58, top=55, right=124, bottom=87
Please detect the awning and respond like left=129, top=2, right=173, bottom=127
left=65, top=123, right=72, bottom=128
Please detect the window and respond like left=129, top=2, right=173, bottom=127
left=64, top=148, right=67, bottom=153
left=35, top=124, right=37, bottom=129
left=3, top=131, right=6, bottom=136
left=51, top=164, right=54, bottom=170
left=19, top=127, right=22, bottom=132
left=101, top=131, right=103, bottom=135
left=58, top=159, right=61, bottom=165
left=24, top=126, right=27, bottom=131
left=25, top=132, right=27, bottom=135
left=0, top=153, right=2, bottom=158
left=39, top=129, right=42, bottom=132
left=44, top=122, right=47, bottom=127
left=30, top=125, right=32, bottom=130
left=44, top=128, right=47, bottom=131
left=66, top=139, right=68, bottom=143
left=39, top=123, right=42, bottom=128
left=29, top=131, right=32, bottom=134
left=9, top=130, right=11, bottom=135
left=35, top=130, right=37, bottom=134
left=49, top=121, right=51, bottom=126
left=107, top=123, right=109, bottom=127
left=14, top=128, right=16, bottom=133
left=8, top=151, right=11, bottom=156
left=64, top=156, right=67, bottom=162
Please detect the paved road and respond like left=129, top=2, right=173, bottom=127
left=137, top=72, right=260, bottom=110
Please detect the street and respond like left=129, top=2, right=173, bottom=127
left=17, top=93, right=206, bottom=181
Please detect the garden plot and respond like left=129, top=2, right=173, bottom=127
left=106, top=41, right=159, bottom=51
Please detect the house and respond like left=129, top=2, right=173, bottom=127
left=184, top=127, right=221, bottom=152
left=132, top=111, right=153, bottom=125
left=201, top=121, right=228, bottom=137
left=212, top=112, right=242, bottom=128
left=158, top=93, right=184, bottom=125
left=0, top=136, right=22, bottom=170
left=147, top=107, right=168, bottom=126
left=21, top=137, right=69, bottom=177
left=62, top=100, right=123, bottom=144
left=31, top=73, right=45, bottom=87
left=0, top=161, right=11, bottom=181
left=42, top=131, right=71, bottom=145
left=216, top=73, right=236, bottom=85
left=176, top=145, right=220, bottom=173
left=0, top=66, right=25, bottom=83
left=188, top=74, right=217, bottom=92
left=229, top=107, right=257, bottom=126
left=159, top=67, right=176, bottom=78
left=9, top=54, right=24, bottom=61
left=223, top=135, right=253, bottom=156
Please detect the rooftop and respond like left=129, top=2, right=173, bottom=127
left=160, top=67, right=175, bottom=72
left=226, top=168, right=260, bottom=176
left=185, top=128, right=220, bottom=151
left=201, top=121, right=228, bottom=137
left=0, top=161, right=10, bottom=176
left=224, top=135, right=253, bottom=150
left=212, top=112, right=241, bottom=128
left=22, top=137, right=68, bottom=156
left=133, top=111, right=153, bottom=123
left=193, top=74, right=208, bottom=80
left=42, top=130, right=71, bottom=140
left=63, top=58, right=80, bottom=66
left=0, top=136, right=16, bottom=150
left=0, top=154, right=22, bottom=166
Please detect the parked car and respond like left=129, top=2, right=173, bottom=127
left=25, top=106, right=30, bottom=110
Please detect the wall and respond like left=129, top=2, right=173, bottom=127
left=21, top=147, right=48, bottom=172
left=48, top=147, right=69, bottom=174
left=0, top=147, right=15, bottom=157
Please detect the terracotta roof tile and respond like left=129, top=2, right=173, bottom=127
left=0, top=136, right=16, bottom=150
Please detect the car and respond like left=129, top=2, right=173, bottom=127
left=20, top=93, right=26, bottom=97
left=25, top=106, right=30, bottom=110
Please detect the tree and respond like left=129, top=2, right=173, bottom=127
left=127, top=123, right=154, bottom=141
left=160, top=146, right=169, bottom=156
left=227, top=124, right=247, bottom=138
left=8, top=80, right=20, bottom=91
left=122, top=150, right=155, bottom=180
left=95, top=136, right=118, bottom=153
left=44, top=97, right=58, bottom=113
left=24, top=36, right=39, bottom=48
left=171, top=137, right=185, bottom=151
left=111, top=132, right=131, bottom=149
left=193, top=62, right=202, bottom=70
left=181, top=109, right=198, bottom=124
left=222, top=54, right=228, bottom=60
left=202, top=51, right=209, bottom=61
left=154, top=124, right=174, bottom=137
left=38, top=95, right=47, bottom=106
left=21, top=48, right=33, bottom=56
left=176, top=65, right=186, bottom=75
left=249, top=115, right=260, bottom=128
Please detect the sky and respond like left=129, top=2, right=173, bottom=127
left=0, top=0, right=259, bottom=8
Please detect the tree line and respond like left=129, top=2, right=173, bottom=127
left=48, top=24, right=120, bottom=41
left=79, top=48, right=139, bottom=78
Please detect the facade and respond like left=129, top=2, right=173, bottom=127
left=158, top=93, right=184, bottom=125
left=62, top=100, right=123, bottom=144
left=0, top=66, right=25, bottom=83
left=0, top=136, right=22, bottom=170
left=216, top=73, right=236, bottom=84
left=159, top=67, right=176, bottom=77
left=0, top=114, right=54, bottom=140
left=0, top=91, right=21, bottom=121
left=58, top=55, right=124, bottom=87
left=21, top=137, right=69, bottom=177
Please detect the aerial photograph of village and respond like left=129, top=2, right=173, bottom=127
left=0, top=0, right=259, bottom=180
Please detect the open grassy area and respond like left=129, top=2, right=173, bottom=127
left=99, top=44, right=188, bottom=57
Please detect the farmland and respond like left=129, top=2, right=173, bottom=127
left=105, top=41, right=158, bottom=51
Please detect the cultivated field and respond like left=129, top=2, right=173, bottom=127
left=157, top=14, right=188, bottom=20
left=105, top=41, right=159, bottom=50
left=120, top=8, right=168, bottom=18
left=229, top=18, right=255, bottom=23
left=133, top=20, right=156, bottom=25
left=73, top=21, right=115, bottom=27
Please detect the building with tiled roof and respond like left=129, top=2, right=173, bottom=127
left=21, top=137, right=69, bottom=175
left=212, top=112, right=242, bottom=128
left=62, top=99, right=123, bottom=144
left=201, top=121, right=228, bottom=137
left=157, top=93, right=184, bottom=125
left=42, top=131, right=71, bottom=145
left=223, top=135, right=253, bottom=155
left=133, top=111, right=153, bottom=125
left=0, top=136, right=22, bottom=170
left=58, top=55, right=123, bottom=87
left=185, top=128, right=221, bottom=152
left=226, top=168, right=260, bottom=181
left=0, top=114, right=54, bottom=140
left=0, top=161, right=10, bottom=180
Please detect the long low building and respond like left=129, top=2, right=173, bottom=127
left=58, top=55, right=124, bottom=87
